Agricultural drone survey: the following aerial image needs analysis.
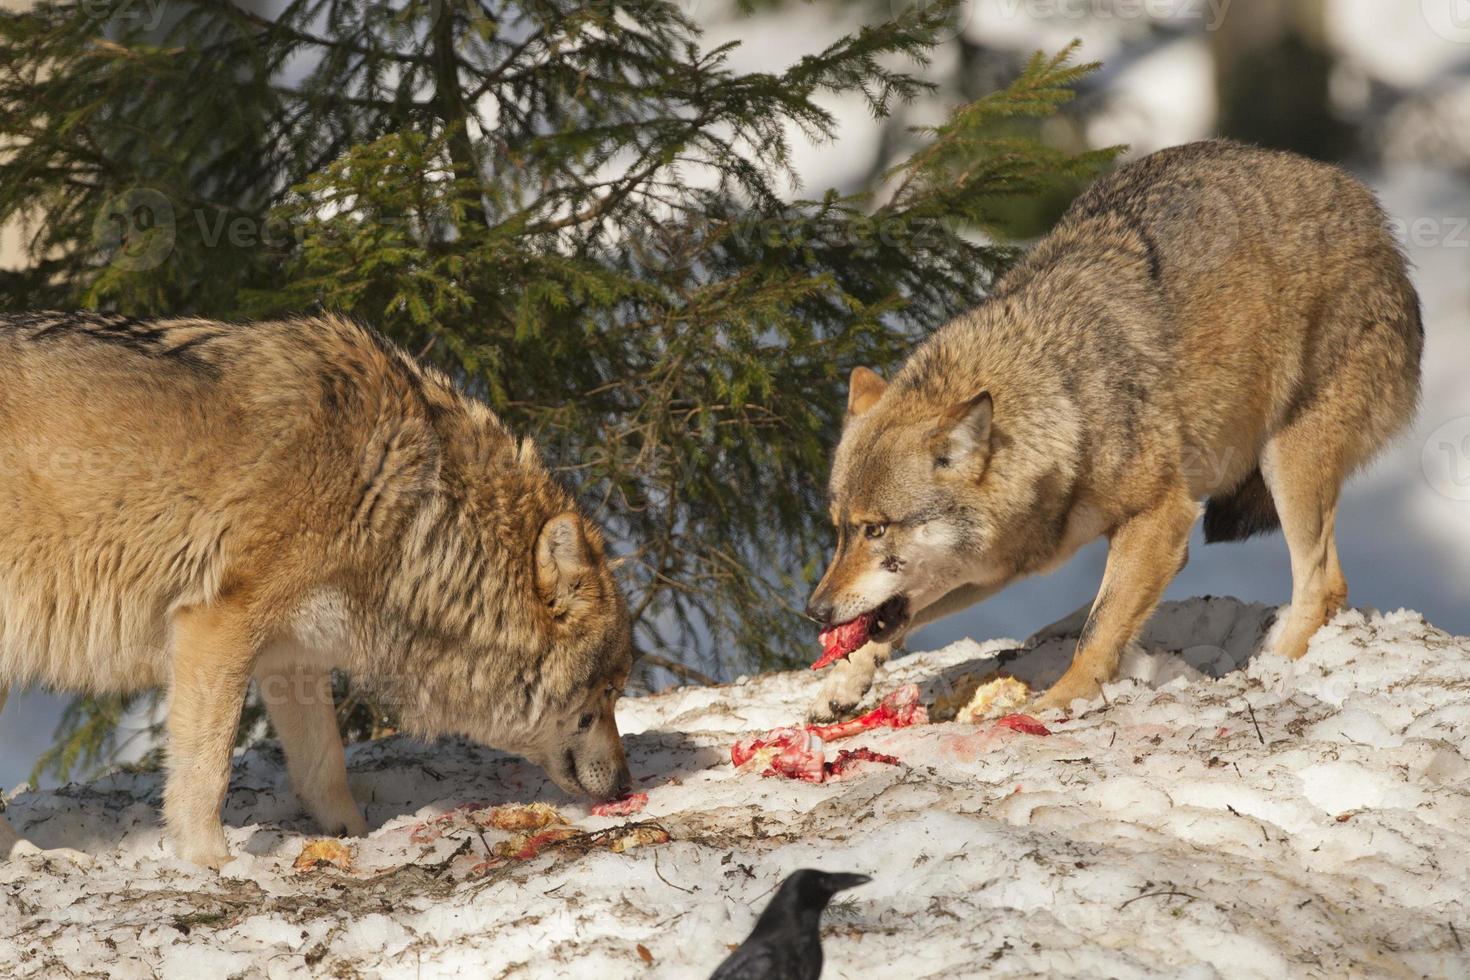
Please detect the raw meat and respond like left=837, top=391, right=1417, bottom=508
left=824, top=747, right=900, bottom=778
left=813, top=613, right=875, bottom=670
left=591, top=792, right=649, bottom=817
left=808, top=683, right=928, bottom=740
left=731, top=727, right=827, bottom=782
left=731, top=684, right=926, bottom=783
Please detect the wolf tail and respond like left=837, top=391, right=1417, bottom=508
left=1203, top=468, right=1281, bottom=543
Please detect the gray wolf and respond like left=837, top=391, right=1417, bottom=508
left=806, top=140, right=1423, bottom=720
left=0, top=312, right=633, bottom=867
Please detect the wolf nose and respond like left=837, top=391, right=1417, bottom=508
left=805, top=597, right=832, bottom=625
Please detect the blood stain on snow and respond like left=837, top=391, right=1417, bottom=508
left=994, top=714, right=1051, bottom=736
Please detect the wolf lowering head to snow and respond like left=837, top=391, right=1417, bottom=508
left=807, top=140, right=1423, bottom=721
left=0, top=313, right=633, bottom=866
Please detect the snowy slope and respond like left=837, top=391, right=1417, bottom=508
left=3, top=597, right=1469, bottom=978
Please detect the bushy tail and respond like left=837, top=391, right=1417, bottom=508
left=1203, top=468, right=1280, bottom=543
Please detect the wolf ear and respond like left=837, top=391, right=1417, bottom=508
left=535, top=511, right=592, bottom=617
left=847, top=367, right=887, bottom=418
left=929, top=392, right=993, bottom=469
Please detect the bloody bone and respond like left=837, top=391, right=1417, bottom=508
left=730, top=727, right=827, bottom=782
left=808, top=683, right=928, bottom=739
left=813, top=612, right=875, bottom=670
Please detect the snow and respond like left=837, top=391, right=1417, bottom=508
left=3, top=597, right=1469, bottom=978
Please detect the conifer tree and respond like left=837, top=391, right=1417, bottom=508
left=0, top=0, right=1114, bottom=777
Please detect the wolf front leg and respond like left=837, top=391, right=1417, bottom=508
left=1034, top=489, right=1198, bottom=713
left=255, top=658, right=366, bottom=838
left=165, top=596, right=258, bottom=869
left=807, top=640, right=894, bottom=723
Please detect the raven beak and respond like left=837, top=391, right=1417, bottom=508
left=827, top=872, right=872, bottom=892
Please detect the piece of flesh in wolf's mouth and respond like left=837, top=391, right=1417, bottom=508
left=813, top=612, right=874, bottom=670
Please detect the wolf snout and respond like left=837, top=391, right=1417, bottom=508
left=583, top=760, right=634, bottom=801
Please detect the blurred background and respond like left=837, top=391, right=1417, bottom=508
left=1, top=0, right=1467, bottom=788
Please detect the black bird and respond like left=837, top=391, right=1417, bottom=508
left=710, top=869, right=871, bottom=980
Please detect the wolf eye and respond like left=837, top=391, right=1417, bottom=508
left=864, top=523, right=888, bottom=540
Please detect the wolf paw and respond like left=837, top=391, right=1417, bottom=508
left=1032, top=677, right=1103, bottom=715
left=806, top=663, right=877, bottom=723
left=168, top=826, right=234, bottom=870
left=175, top=846, right=234, bottom=871
left=806, top=695, right=859, bottom=724
left=305, top=796, right=368, bottom=839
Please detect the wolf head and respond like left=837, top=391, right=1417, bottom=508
left=374, top=400, right=635, bottom=802
left=806, top=366, right=1006, bottom=645
left=513, top=509, right=635, bottom=801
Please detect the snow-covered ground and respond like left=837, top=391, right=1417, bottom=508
left=3, top=597, right=1469, bottom=978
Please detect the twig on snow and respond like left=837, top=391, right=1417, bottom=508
left=1246, top=701, right=1265, bottom=745
left=653, top=850, right=694, bottom=894
left=1119, top=889, right=1199, bottom=910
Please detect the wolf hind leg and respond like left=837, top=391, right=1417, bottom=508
left=1259, top=273, right=1419, bottom=660
left=1034, top=486, right=1199, bottom=713
left=255, top=657, right=365, bottom=837
left=1261, top=428, right=1349, bottom=662
left=0, top=686, right=92, bottom=866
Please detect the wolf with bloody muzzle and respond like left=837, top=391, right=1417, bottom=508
left=806, top=140, right=1422, bottom=722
